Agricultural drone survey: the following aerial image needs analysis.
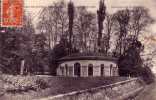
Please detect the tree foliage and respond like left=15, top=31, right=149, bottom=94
left=32, top=34, right=48, bottom=74
left=0, top=0, right=154, bottom=77
left=37, top=0, right=68, bottom=49
left=73, top=7, right=97, bottom=52
left=118, top=40, right=143, bottom=76
left=118, top=40, right=155, bottom=84
left=131, top=7, right=154, bottom=40
left=0, top=14, right=36, bottom=74
left=50, top=36, right=79, bottom=75
left=113, top=7, right=154, bottom=57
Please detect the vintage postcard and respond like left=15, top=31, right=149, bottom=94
left=0, top=0, right=155, bottom=100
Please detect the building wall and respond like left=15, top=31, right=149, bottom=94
left=60, top=60, right=117, bottom=67
left=81, top=66, right=88, bottom=77
left=57, top=60, right=118, bottom=77
left=93, top=66, right=100, bottom=76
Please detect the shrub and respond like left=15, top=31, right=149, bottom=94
left=35, top=79, right=49, bottom=89
left=141, top=67, right=155, bottom=84
left=1, top=75, right=49, bottom=93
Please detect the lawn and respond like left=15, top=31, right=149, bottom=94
left=0, top=75, right=128, bottom=100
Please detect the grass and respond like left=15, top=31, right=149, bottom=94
left=0, top=75, right=128, bottom=100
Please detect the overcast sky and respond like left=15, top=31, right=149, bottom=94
left=24, top=0, right=156, bottom=34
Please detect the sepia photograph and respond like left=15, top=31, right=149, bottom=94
left=0, top=0, right=156, bottom=100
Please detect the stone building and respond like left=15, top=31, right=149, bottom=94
left=57, top=53, right=118, bottom=77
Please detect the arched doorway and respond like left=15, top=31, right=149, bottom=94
left=88, top=64, right=93, bottom=76
left=74, top=63, right=81, bottom=76
left=101, top=64, right=104, bottom=76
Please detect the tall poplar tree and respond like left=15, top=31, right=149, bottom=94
left=68, top=0, right=74, bottom=54
left=97, top=0, right=106, bottom=52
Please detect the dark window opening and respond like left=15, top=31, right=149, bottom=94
left=110, top=64, right=113, bottom=76
left=88, top=64, right=93, bottom=76
left=101, top=64, right=104, bottom=76
left=74, top=63, right=81, bottom=77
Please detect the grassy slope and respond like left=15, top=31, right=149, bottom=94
left=0, top=76, right=128, bottom=100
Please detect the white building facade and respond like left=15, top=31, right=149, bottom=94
left=57, top=54, right=118, bottom=77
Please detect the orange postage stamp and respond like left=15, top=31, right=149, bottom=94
left=1, top=0, right=23, bottom=27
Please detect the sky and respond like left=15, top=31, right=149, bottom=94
left=24, top=0, right=156, bottom=72
left=24, top=0, right=156, bottom=34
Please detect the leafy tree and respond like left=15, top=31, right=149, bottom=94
left=68, top=0, right=75, bottom=54
left=37, top=0, right=68, bottom=49
left=117, top=39, right=155, bottom=84
left=101, top=14, right=115, bottom=54
left=113, top=7, right=154, bottom=57
left=97, top=0, right=106, bottom=52
left=16, top=14, right=35, bottom=74
left=50, top=36, right=79, bottom=75
left=130, top=7, right=154, bottom=40
left=0, top=13, right=35, bottom=75
left=118, top=40, right=143, bottom=76
left=74, top=7, right=97, bottom=52
left=0, top=28, right=32, bottom=74
left=50, top=37, right=68, bottom=75
left=38, top=0, right=97, bottom=53
left=113, top=9, right=130, bottom=55
left=32, top=34, right=48, bottom=74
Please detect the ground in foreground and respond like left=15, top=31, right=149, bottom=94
left=0, top=76, right=128, bottom=100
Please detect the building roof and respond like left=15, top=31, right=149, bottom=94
left=58, top=52, right=118, bottom=62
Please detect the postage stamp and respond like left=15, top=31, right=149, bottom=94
left=1, top=0, right=23, bottom=27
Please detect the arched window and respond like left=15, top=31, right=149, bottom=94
left=74, top=63, right=81, bottom=77
left=88, top=64, right=93, bottom=76
left=101, top=64, right=104, bottom=76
